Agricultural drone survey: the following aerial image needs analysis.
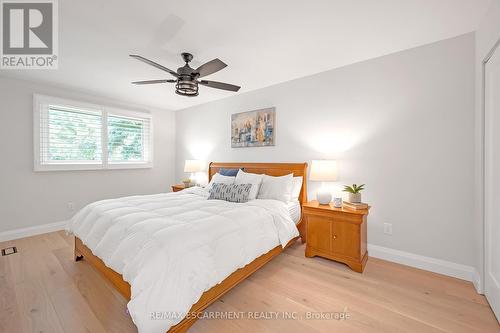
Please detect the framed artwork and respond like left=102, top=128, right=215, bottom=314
left=231, top=107, right=275, bottom=148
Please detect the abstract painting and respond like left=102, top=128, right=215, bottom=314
left=231, top=107, right=275, bottom=148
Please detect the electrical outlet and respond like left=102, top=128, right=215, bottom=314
left=67, top=202, right=75, bottom=212
left=383, top=223, right=393, bottom=235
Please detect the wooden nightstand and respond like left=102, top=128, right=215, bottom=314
left=171, top=184, right=186, bottom=192
left=303, top=200, right=369, bottom=273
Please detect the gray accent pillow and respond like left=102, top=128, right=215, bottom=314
left=219, top=167, right=244, bottom=177
left=208, top=183, right=252, bottom=203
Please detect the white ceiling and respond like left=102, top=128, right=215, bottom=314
left=0, top=0, right=491, bottom=111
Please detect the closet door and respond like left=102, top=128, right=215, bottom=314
left=485, top=46, right=500, bottom=320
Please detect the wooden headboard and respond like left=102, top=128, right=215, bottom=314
left=208, top=162, right=308, bottom=206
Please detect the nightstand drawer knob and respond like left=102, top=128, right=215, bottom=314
left=333, top=235, right=337, bottom=239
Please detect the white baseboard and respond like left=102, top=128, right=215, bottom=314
left=472, top=269, right=484, bottom=294
left=0, top=221, right=67, bottom=242
left=368, top=243, right=478, bottom=288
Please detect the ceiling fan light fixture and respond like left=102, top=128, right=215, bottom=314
left=130, top=53, right=240, bottom=97
left=175, top=79, right=198, bottom=97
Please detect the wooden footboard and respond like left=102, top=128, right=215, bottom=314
left=75, top=236, right=299, bottom=333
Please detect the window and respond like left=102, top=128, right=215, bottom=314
left=107, top=114, right=149, bottom=163
left=34, top=94, right=153, bottom=171
left=44, top=106, right=103, bottom=164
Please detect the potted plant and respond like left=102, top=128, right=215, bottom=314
left=343, top=184, right=365, bottom=203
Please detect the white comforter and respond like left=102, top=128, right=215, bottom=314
left=66, top=187, right=299, bottom=333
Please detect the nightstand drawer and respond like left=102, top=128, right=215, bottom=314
left=306, top=215, right=332, bottom=253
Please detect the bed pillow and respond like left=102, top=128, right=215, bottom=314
left=206, top=173, right=235, bottom=192
left=257, top=173, right=294, bottom=203
left=291, top=176, right=303, bottom=200
left=219, top=167, right=244, bottom=177
left=208, top=183, right=252, bottom=203
left=234, top=170, right=263, bottom=200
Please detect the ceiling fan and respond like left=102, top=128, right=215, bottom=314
left=130, top=53, right=241, bottom=97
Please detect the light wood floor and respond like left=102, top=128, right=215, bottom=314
left=0, top=231, right=498, bottom=333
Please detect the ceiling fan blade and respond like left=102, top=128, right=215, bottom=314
left=129, top=55, right=179, bottom=77
left=195, top=59, right=227, bottom=78
left=199, top=80, right=240, bottom=92
left=132, top=79, right=176, bottom=85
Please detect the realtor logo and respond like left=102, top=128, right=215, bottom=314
left=1, top=0, right=58, bottom=69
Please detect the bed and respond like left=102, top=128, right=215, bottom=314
left=69, top=162, right=308, bottom=333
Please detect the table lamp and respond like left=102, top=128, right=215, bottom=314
left=310, top=160, right=338, bottom=205
left=184, top=160, right=202, bottom=186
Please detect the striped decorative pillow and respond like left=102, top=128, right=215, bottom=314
left=208, top=183, right=252, bottom=203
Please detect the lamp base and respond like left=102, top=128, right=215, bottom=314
left=317, top=191, right=332, bottom=205
left=189, top=173, right=197, bottom=186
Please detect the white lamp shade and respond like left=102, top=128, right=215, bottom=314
left=184, top=160, right=202, bottom=173
left=310, top=160, right=337, bottom=181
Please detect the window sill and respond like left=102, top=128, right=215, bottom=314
left=34, top=162, right=153, bottom=172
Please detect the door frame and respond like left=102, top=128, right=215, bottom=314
left=481, top=36, right=500, bottom=294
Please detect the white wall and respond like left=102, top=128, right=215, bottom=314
left=176, top=34, right=476, bottom=267
left=473, top=0, right=500, bottom=292
left=0, top=76, right=175, bottom=233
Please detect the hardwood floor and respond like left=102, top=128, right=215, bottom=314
left=0, top=232, right=498, bottom=333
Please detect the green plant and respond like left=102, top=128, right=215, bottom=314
left=343, top=184, right=365, bottom=194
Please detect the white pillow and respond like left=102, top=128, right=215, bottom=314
left=257, top=173, right=294, bottom=203
left=206, top=173, right=235, bottom=192
left=291, top=176, right=303, bottom=200
left=234, top=170, right=263, bottom=200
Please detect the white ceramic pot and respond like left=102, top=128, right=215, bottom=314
left=348, top=193, right=362, bottom=203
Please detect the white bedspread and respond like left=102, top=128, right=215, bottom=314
left=66, top=187, right=299, bottom=333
